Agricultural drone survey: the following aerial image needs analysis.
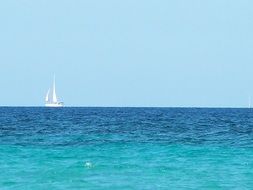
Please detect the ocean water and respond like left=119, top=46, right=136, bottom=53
left=0, top=107, right=252, bottom=190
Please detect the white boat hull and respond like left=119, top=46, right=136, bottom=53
left=45, top=103, right=64, bottom=107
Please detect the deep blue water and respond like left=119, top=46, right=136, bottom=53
left=0, top=107, right=252, bottom=189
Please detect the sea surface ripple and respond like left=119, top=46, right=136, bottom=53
left=0, top=107, right=252, bottom=189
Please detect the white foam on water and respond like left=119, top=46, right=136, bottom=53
left=84, top=161, right=93, bottom=168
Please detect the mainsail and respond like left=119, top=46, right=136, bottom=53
left=52, top=77, right=58, bottom=103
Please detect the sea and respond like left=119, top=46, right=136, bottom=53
left=0, top=107, right=252, bottom=190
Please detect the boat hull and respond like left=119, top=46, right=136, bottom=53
left=45, top=103, right=64, bottom=107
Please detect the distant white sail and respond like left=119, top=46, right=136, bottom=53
left=45, top=76, right=63, bottom=107
left=45, top=88, right=50, bottom=102
left=52, top=77, right=58, bottom=103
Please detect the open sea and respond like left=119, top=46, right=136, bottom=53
left=0, top=107, right=252, bottom=189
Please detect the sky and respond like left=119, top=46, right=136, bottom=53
left=0, top=0, right=253, bottom=107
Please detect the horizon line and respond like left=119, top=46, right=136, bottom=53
left=0, top=106, right=251, bottom=109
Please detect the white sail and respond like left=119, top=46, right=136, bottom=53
left=45, top=88, right=50, bottom=102
left=52, top=76, right=58, bottom=103
left=45, top=76, right=63, bottom=107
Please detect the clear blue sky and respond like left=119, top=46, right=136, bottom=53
left=0, top=0, right=253, bottom=107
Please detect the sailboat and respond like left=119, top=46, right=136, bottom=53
left=45, top=76, right=64, bottom=107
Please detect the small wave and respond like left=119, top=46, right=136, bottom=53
left=84, top=161, right=93, bottom=168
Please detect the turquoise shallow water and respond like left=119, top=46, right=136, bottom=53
left=0, top=108, right=252, bottom=189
